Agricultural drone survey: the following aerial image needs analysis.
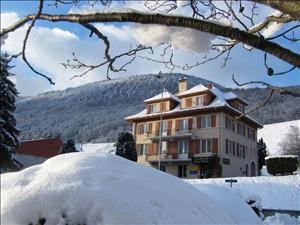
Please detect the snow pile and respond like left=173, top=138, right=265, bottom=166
left=263, top=213, right=300, bottom=225
left=186, top=175, right=300, bottom=211
left=258, top=119, right=300, bottom=156
left=1, top=152, right=261, bottom=225
left=80, top=143, right=115, bottom=154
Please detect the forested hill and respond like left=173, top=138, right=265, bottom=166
left=15, top=73, right=300, bottom=143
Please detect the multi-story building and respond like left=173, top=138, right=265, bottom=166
left=125, top=78, right=263, bottom=178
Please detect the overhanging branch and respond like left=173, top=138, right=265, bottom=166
left=1, top=12, right=300, bottom=67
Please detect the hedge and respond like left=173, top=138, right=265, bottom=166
left=266, top=156, right=298, bottom=176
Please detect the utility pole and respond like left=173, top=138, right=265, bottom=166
left=156, top=71, right=165, bottom=171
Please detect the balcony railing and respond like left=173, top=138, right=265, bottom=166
left=146, top=128, right=193, bottom=141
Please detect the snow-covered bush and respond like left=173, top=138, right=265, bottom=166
left=266, top=155, right=298, bottom=175
left=1, top=152, right=261, bottom=225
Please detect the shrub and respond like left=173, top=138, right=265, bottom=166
left=266, top=156, right=298, bottom=175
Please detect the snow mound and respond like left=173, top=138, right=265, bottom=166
left=1, top=152, right=261, bottom=225
left=186, top=175, right=300, bottom=211
left=263, top=213, right=300, bottom=225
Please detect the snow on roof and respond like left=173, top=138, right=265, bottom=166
left=0, top=152, right=261, bottom=224
left=224, top=92, right=248, bottom=105
left=144, top=90, right=180, bottom=103
left=177, top=84, right=208, bottom=96
left=265, top=155, right=298, bottom=160
left=126, top=84, right=262, bottom=127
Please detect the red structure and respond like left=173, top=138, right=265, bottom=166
left=18, top=137, right=63, bottom=158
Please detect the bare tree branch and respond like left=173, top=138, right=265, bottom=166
left=21, top=0, right=55, bottom=85
left=232, top=74, right=300, bottom=121
left=1, top=12, right=299, bottom=67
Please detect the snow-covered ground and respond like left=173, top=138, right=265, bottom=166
left=1, top=152, right=261, bottom=225
left=263, top=213, right=300, bottom=225
left=258, top=119, right=300, bottom=156
left=186, top=175, right=300, bottom=211
left=77, top=142, right=115, bottom=153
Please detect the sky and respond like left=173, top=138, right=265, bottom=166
left=1, top=0, right=299, bottom=96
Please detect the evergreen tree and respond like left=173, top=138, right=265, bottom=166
left=0, top=53, right=21, bottom=172
left=59, top=139, right=78, bottom=154
left=116, top=131, right=137, bottom=162
left=257, top=138, right=268, bottom=175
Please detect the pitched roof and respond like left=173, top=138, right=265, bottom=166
left=176, top=84, right=209, bottom=96
left=224, top=92, right=248, bottom=105
left=125, top=84, right=262, bottom=128
left=144, top=90, right=180, bottom=103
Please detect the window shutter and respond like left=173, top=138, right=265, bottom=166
left=188, top=118, right=193, bottom=130
left=147, top=105, right=151, bottom=114
left=212, top=138, right=218, bottom=154
left=175, top=120, right=180, bottom=131
left=148, top=123, right=152, bottom=134
left=160, top=102, right=166, bottom=112
left=232, top=141, right=235, bottom=156
left=137, top=144, right=141, bottom=155
left=167, top=120, right=172, bottom=135
left=186, top=98, right=192, bottom=107
left=155, top=122, right=160, bottom=136
left=194, top=140, right=200, bottom=154
left=203, top=95, right=208, bottom=105
left=211, top=114, right=216, bottom=127
left=152, top=143, right=158, bottom=155
left=225, top=139, right=228, bottom=154
left=197, top=117, right=202, bottom=128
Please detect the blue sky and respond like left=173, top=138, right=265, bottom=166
left=1, top=0, right=299, bottom=96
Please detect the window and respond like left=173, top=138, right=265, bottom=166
left=201, top=139, right=212, bottom=153
left=179, top=119, right=189, bottom=130
left=226, top=139, right=236, bottom=155
left=225, top=116, right=235, bottom=132
left=195, top=96, right=203, bottom=106
left=178, top=140, right=188, bottom=154
left=149, top=104, right=157, bottom=113
left=238, top=123, right=246, bottom=136
left=202, top=115, right=211, bottom=128
left=139, top=144, right=148, bottom=155
left=138, top=123, right=147, bottom=134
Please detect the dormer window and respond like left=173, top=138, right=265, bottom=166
left=149, top=104, right=157, bottom=113
left=195, top=96, right=203, bottom=106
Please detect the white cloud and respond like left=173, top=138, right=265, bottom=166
left=132, top=24, right=215, bottom=53
left=94, top=24, right=132, bottom=42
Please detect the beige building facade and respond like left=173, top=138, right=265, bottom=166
left=125, top=79, right=262, bottom=179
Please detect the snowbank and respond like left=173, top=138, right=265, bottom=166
left=186, top=175, right=300, bottom=211
left=263, top=213, right=300, bottom=225
left=1, top=152, right=261, bottom=225
left=79, top=143, right=115, bottom=153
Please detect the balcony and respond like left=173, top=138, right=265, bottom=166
left=147, top=128, right=193, bottom=142
left=146, top=153, right=191, bottom=163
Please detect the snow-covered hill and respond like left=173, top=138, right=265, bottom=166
left=15, top=73, right=300, bottom=143
left=258, top=119, right=300, bottom=156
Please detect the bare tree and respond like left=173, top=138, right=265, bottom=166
left=1, top=0, right=299, bottom=92
left=279, top=125, right=300, bottom=157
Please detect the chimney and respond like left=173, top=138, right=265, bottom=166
left=206, top=83, right=214, bottom=89
left=178, top=77, right=187, bottom=93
